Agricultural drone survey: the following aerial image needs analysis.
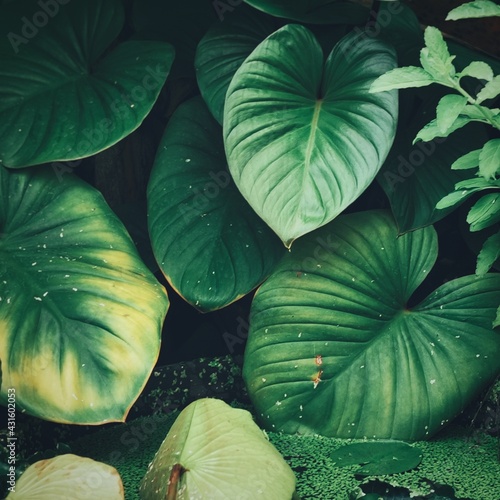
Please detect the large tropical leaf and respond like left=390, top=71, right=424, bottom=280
left=224, top=25, right=398, bottom=247
left=243, top=210, right=500, bottom=440
left=196, top=6, right=349, bottom=125
left=0, top=166, right=169, bottom=423
left=139, top=398, right=296, bottom=499
left=243, top=0, right=369, bottom=24
left=148, top=97, right=284, bottom=312
left=0, top=0, right=174, bottom=168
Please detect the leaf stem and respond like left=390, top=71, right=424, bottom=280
left=447, top=77, right=500, bottom=130
left=166, top=464, right=186, bottom=500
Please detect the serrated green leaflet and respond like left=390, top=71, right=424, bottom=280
left=420, top=26, right=456, bottom=81
left=224, top=25, right=398, bottom=246
left=437, top=177, right=500, bottom=210
left=0, top=0, right=174, bottom=168
left=476, top=75, right=500, bottom=104
left=436, top=94, right=468, bottom=133
left=0, top=166, right=168, bottom=423
left=479, top=138, right=500, bottom=179
left=243, top=211, right=500, bottom=440
left=451, top=149, right=481, bottom=170
left=467, top=193, right=500, bottom=231
left=370, top=66, right=436, bottom=92
left=415, top=116, right=473, bottom=143
left=377, top=102, right=485, bottom=232
left=447, top=0, right=500, bottom=20
left=477, top=230, right=500, bottom=275
left=458, top=61, right=494, bottom=81
left=139, top=399, right=296, bottom=499
left=494, top=306, right=500, bottom=328
left=147, top=97, right=284, bottom=312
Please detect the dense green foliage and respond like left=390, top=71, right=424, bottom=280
left=1, top=0, right=499, bottom=497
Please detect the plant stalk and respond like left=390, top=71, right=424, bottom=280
left=166, top=464, right=186, bottom=500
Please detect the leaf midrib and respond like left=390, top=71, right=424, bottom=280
left=304, top=99, right=323, bottom=179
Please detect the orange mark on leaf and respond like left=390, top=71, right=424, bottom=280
left=312, top=370, right=323, bottom=389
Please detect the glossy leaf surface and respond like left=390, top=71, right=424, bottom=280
left=224, top=25, right=398, bottom=246
left=243, top=211, right=500, bottom=440
left=148, top=97, right=284, bottom=311
left=0, top=0, right=174, bottom=168
left=0, top=166, right=168, bottom=423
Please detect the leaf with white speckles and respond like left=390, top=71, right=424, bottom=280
left=0, top=0, right=174, bottom=168
left=147, top=96, right=284, bottom=312
left=0, top=165, right=169, bottom=423
left=224, top=25, right=398, bottom=247
left=139, top=398, right=296, bottom=499
left=243, top=210, right=500, bottom=440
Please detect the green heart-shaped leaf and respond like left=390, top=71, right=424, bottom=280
left=7, top=454, right=124, bottom=499
left=139, top=398, right=296, bottom=499
left=224, top=25, right=398, bottom=247
left=0, top=0, right=174, bottom=168
left=243, top=210, right=500, bottom=440
left=0, top=166, right=168, bottom=423
left=330, top=441, right=423, bottom=476
left=148, top=96, right=284, bottom=312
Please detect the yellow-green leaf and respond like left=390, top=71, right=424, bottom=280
left=0, top=166, right=168, bottom=423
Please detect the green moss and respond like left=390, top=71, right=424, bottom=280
left=64, top=357, right=498, bottom=500
left=268, top=433, right=360, bottom=499
left=69, top=411, right=499, bottom=500
left=381, top=429, right=500, bottom=499
left=268, top=427, right=500, bottom=500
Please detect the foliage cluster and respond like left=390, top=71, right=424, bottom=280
left=1, top=0, right=500, bottom=498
